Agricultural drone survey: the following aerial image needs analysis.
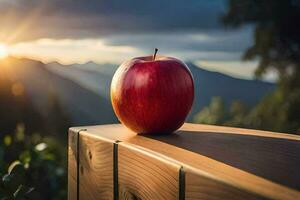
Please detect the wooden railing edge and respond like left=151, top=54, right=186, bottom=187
left=68, top=123, right=300, bottom=200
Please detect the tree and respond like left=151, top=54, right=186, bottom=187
left=222, top=0, right=300, bottom=133
left=223, top=100, right=248, bottom=127
left=193, top=97, right=249, bottom=128
left=193, top=97, right=226, bottom=125
left=223, top=0, right=300, bottom=78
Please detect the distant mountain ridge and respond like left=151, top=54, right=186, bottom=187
left=1, top=57, right=274, bottom=126
left=46, top=59, right=274, bottom=120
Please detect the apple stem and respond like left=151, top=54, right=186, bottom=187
left=153, top=48, right=158, bottom=61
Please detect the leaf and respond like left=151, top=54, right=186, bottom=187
left=1, top=163, right=26, bottom=195
left=2, top=174, right=21, bottom=194
left=3, top=135, right=12, bottom=146
left=8, top=161, right=23, bottom=175
left=14, top=185, right=35, bottom=200
left=19, top=151, right=31, bottom=164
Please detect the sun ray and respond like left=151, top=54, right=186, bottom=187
left=4, top=3, right=46, bottom=44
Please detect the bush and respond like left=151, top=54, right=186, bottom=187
left=0, top=124, right=67, bottom=200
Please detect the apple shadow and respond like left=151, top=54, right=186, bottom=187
left=144, top=130, right=300, bottom=191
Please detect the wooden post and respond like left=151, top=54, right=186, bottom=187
left=68, top=123, right=300, bottom=200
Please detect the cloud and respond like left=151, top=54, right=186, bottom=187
left=9, top=38, right=139, bottom=64
left=8, top=26, right=253, bottom=65
left=104, top=26, right=253, bottom=53
left=0, top=0, right=227, bottom=43
left=1, top=0, right=259, bottom=80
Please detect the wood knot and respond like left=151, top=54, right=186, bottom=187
left=88, top=150, right=92, bottom=159
left=120, top=186, right=140, bottom=200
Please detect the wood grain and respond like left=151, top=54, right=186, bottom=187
left=127, top=134, right=300, bottom=199
left=68, top=128, right=80, bottom=200
left=185, top=167, right=265, bottom=200
left=181, top=123, right=300, bottom=141
left=118, top=142, right=181, bottom=200
left=80, top=123, right=300, bottom=143
left=78, top=131, right=115, bottom=200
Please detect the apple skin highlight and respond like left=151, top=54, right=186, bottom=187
left=111, top=54, right=194, bottom=134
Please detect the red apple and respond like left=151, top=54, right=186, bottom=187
left=111, top=49, right=194, bottom=134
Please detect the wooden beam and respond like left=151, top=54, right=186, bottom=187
left=68, top=123, right=300, bottom=200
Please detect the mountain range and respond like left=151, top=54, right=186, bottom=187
left=0, top=57, right=274, bottom=126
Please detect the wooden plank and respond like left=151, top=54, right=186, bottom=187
left=145, top=126, right=300, bottom=191
left=82, top=123, right=300, bottom=142
left=127, top=135, right=300, bottom=199
left=68, top=128, right=81, bottom=200
left=78, top=131, right=115, bottom=200
left=118, top=142, right=181, bottom=200
left=180, top=123, right=300, bottom=141
left=185, top=167, right=265, bottom=200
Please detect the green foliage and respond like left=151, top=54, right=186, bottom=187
left=223, top=0, right=300, bottom=78
left=0, top=162, right=35, bottom=200
left=0, top=124, right=67, bottom=200
left=244, top=86, right=300, bottom=133
left=219, top=0, right=300, bottom=133
left=193, top=97, right=227, bottom=125
left=193, top=94, right=300, bottom=133
left=193, top=97, right=249, bottom=129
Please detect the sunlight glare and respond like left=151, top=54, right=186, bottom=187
left=0, top=44, right=8, bottom=59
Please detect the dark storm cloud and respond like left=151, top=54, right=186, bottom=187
left=0, top=0, right=226, bottom=43
left=104, top=26, right=253, bottom=54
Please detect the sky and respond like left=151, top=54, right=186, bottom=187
left=0, top=0, right=276, bottom=81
